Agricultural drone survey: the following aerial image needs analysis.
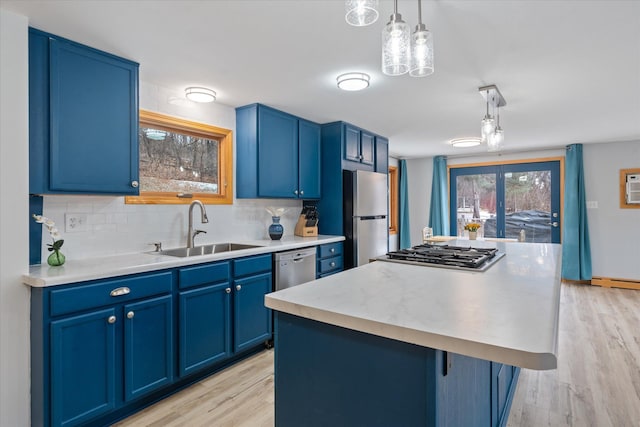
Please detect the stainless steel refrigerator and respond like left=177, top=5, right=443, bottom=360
left=343, top=170, right=388, bottom=269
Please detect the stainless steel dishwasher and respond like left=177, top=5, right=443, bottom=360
left=274, top=247, right=317, bottom=291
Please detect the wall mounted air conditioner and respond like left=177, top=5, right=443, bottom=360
left=626, top=174, right=640, bottom=204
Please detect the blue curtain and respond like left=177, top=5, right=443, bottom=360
left=428, top=156, right=449, bottom=236
left=562, top=144, right=592, bottom=280
left=399, top=159, right=411, bottom=249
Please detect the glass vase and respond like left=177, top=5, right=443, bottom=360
left=47, top=250, right=66, bottom=266
left=269, top=216, right=284, bottom=240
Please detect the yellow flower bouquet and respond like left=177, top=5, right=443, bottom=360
left=464, top=222, right=481, bottom=232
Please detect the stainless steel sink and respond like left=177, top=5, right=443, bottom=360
left=157, top=243, right=262, bottom=257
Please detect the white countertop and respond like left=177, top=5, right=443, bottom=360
left=24, top=235, right=344, bottom=287
left=265, top=240, right=562, bottom=370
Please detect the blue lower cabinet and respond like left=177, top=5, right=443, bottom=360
left=33, top=254, right=274, bottom=426
left=492, top=362, right=521, bottom=427
left=178, top=282, right=231, bottom=376
left=233, top=272, right=272, bottom=352
left=50, top=308, right=117, bottom=427
left=274, top=312, right=520, bottom=427
left=124, top=295, right=174, bottom=401
left=316, top=242, right=344, bottom=278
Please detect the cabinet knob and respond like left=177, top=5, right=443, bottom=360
left=293, top=190, right=299, bottom=195
left=330, top=248, right=335, bottom=253
left=330, top=262, right=336, bottom=267
left=131, top=180, right=139, bottom=188
left=225, top=288, right=231, bottom=294
left=127, top=311, right=135, bottom=319
left=107, top=315, right=116, bottom=324
left=300, top=190, right=304, bottom=195
left=236, top=285, right=242, bottom=291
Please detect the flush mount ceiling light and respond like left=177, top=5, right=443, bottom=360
left=185, top=87, right=216, bottom=103
left=144, top=129, right=167, bottom=140
left=450, top=137, right=482, bottom=148
left=479, top=85, right=506, bottom=151
left=337, top=72, right=371, bottom=91
left=409, top=0, right=434, bottom=77
left=345, top=0, right=379, bottom=26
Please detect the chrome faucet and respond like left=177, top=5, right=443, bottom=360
left=187, top=200, right=209, bottom=248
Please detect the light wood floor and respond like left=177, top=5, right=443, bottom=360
left=115, top=283, right=640, bottom=427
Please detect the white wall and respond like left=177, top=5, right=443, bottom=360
left=405, top=157, right=433, bottom=247
left=40, top=81, right=302, bottom=260
left=583, top=140, right=640, bottom=280
left=0, top=9, right=31, bottom=426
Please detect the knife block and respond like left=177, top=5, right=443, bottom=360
left=294, top=215, right=318, bottom=237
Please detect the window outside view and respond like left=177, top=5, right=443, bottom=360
left=139, top=127, right=220, bottom=194
left=456, top=170, right=553, bottom=242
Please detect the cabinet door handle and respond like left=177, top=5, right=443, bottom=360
left=127, top=311, right=135, bottom=319
left=293, top=190, right=299, bottom=195
left=330, top=248, right=335, bottom=253
left=330, top=262, right=336, bottom=267
left=236, top=285, right=242, bottom=291
left=110, top=287, right=130, bottom=297
left=225, top=288, right=231, bottom=294
left=107, top=315, right=116, bottom=324
left=131, top=180, right=139, bottom=188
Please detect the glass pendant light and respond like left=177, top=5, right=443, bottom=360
left=480, top=89, right=495, bottom=142
left=382, top=0, right=410, bottom=76
left=487, top=106, right=504, bottom=151
left=345, top=0, right=379, bottom=26
left=409, top=0, right=434, bottom=77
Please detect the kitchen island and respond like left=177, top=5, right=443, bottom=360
left=265, top=240, right=562, bottom=427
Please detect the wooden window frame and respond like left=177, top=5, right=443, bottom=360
left=620, top=168, right=640, bottom=209
left=389, top=166, right=398, bottom=235
left=125, top=110, right=233, bottom=205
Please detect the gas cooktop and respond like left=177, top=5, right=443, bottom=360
left=378, top=244, right=505, bottom=272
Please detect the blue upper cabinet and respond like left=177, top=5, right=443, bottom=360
left=344, top=123, right=375, bottom=168
left=298, top=119, right=321, bottom=199
left=29, top=28, right=139, bottom=195
left=236, top=104, right=321, bottom=199
left=374, top=136, right=389, bottom=173
left=317, top=122, right=389, bottom=236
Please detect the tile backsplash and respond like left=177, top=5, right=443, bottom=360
left=40, top=196, right=303, bottom=261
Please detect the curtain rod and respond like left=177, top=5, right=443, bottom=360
left=391, top=144, right=566, bottom=160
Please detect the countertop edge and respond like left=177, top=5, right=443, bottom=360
left=24, top=235, right=345, bottom=287
left=265, top=294, right=558, bottom=370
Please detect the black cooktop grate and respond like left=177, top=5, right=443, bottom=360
left=385, top=244, right=500, bottom=269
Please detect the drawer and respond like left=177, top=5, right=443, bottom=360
left=50, top=271, right=173, bottom=317
left=318, top=242, right=343, bottom=259
left=179, top=261, right=231, bottom=290
left=233, top=254, right=272, bottom=278
left=318, top=255, right=343, bottom=275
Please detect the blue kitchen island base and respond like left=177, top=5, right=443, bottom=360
left=274, top=312, right=519, bottom=427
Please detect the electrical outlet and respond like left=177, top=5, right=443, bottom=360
left=65, top=213, right=88, bottom=232
left=586, top=201, right=598, bottom=209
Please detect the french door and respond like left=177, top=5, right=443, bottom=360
left=449, top=161, right=561, bottom=243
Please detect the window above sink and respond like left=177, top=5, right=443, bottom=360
left=125, top=110, right=233, bottom=205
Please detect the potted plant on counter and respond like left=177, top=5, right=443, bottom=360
left=464, top=222, right=481, bottom=240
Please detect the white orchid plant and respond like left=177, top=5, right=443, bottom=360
left=33, top=214, right=64, bottom=254
left=265, top=207, right=287, bottom=218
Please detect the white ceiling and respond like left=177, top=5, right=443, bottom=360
left=3, top=0, right=640, bottom=158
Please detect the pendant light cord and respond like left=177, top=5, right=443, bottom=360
left=417, top=0, right=423, bottom=25
left=394, top=0, right=398, bottom=15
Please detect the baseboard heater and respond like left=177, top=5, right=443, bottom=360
left=591, top=276, right=640, bottom=291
